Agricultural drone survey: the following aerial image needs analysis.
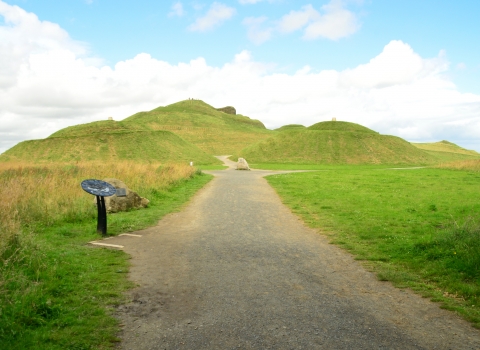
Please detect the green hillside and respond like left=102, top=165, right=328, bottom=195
left=4, top=100, right=474, bottom=166
left=1, top=130, right=218, bottom=164
left=120, top=100, right=273, bottom=154
left=308, top=121, right=378, bottom=133
left=49, top=99, right=273, bottom=155
left=1, top=99, right=274, bottom=163
left=48, top=120, right=143, bottom=138
left=411, top=140, right=480, bottom=162
left=276, top=124, right=306, bottom=131
left=237, top=126, right=437, bottom=165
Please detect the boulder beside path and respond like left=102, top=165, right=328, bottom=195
left=236, top=158, right=250, bottom=170
left=94, top=178, right=149, bottom=213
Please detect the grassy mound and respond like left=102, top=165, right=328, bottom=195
left=120, top=100, right=273, bottom=155
left=48, top=120, right=142, bottom=138
left=308, top=121, right=378, bottom=134
left=1, top=99, right=275, bottom=162
left=412, top=140, right=478, bottom=155
left=411, top=141, right=480, bottom=162
left=238, top=128, right=437, bottom=165
left=1, top=130, right=218, bottom=164
left=275, top=124, right=306, bottom=131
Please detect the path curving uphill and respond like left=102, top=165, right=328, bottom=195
left=107, top=157, right=480, bottom=349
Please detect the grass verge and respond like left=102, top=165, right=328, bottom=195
left=249, top=163, right=404, bottom=170
left=196, top=165, right=229, bottom=170
left=266, top=166, right=480, bottom=327
left=0, top=162, right=212, bottom=349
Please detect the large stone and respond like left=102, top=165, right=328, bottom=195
left=236, top=158, right=250, bottom=170
left=216, top=106, right=236, bottom=115
left=94, top=178, right=149, bottom=213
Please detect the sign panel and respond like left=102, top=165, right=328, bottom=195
left=81, top=179, right=116, bottom=197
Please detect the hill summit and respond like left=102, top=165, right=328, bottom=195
left=308, top=121, right=378, bottom=133
left=118, top=100, right=273, bottom=155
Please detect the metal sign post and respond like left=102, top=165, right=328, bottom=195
left=81, top=179, right=116, bottom=236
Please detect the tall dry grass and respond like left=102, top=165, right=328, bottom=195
left=436, top=159, right=480, bottom=172
left=0, top=161, right=196, bottom=256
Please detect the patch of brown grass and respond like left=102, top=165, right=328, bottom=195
left=435, top=159, right=480, bottom=172
left=0, top=161, right=196, bottom=256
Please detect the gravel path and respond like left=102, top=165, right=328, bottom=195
left=108, top=156, right=480, bottom=349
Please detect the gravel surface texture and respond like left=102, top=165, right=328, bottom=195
left=107, top=156, right=480, bottom=349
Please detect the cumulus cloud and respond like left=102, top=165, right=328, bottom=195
left=278, top=0, right=360, bottom=40
left=278, top=5, right=318, bottom=33
left=304, top=0, right=360, bottom=40
left=247, top=0, right=360, bottom=44
left=239, top=0, right=276, bottom=4
left=188, top=2, right=236, bottom=32
left=169, top=2, right=185, bottom=17
left=339, top=40, right=444, bottom=88
left=243, top=16, right=273, bottom=45
left=1, top=1, right=480, bottom=153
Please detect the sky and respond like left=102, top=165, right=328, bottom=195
left=1, top=0, right=480, bottom=154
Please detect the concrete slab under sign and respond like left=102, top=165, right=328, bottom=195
left=89, top=242, right=124, bottom=249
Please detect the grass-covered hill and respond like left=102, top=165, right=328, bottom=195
left=275, top=124, right=307, bottom=131
left=46, top=100, right=273, bottom=156
left=119, top=100, right=273, bottom=155
left=236, top=121, right=437, bottom=165
left=0, top=100, right=273, bottom=163
left=3, top=99, right=478, bottom=166
left=411, top=140, right=480, bottom=162
left=1, top=129, right=218, bottom=164
left=308, top=120, right=378, bottom=133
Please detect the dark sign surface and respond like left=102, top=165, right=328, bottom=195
left=81, top=179, right=116, bottom=197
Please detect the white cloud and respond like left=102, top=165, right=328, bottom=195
left=243, top=16, right=273, bottom=45
left=278, top=0, right=360, bottom=40
left=304, top=0, right=360, bottom=40
left=248, top=0, right=360, bottom=44
left=456, top=62, right=466, bottom=70
left=238, top=0, right=277, bottom=4
left=339, top=40, right=436, bottom=88
left=278, top=5, right=319, bottom=33
left=0, top=1, right=87, bottom=90
left=169, top=2, right=184, bottom=17
left=1, top=1, right=480, bottom=153
left=188, top=2, right=236, bottom=32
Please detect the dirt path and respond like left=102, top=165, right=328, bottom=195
left=108, top=157, right=480, bottom=349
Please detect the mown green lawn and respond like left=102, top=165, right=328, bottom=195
left=266, top=167, right=480, bottom=326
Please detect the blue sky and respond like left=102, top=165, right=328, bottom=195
left=1, top=0, right=479, bottom=152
